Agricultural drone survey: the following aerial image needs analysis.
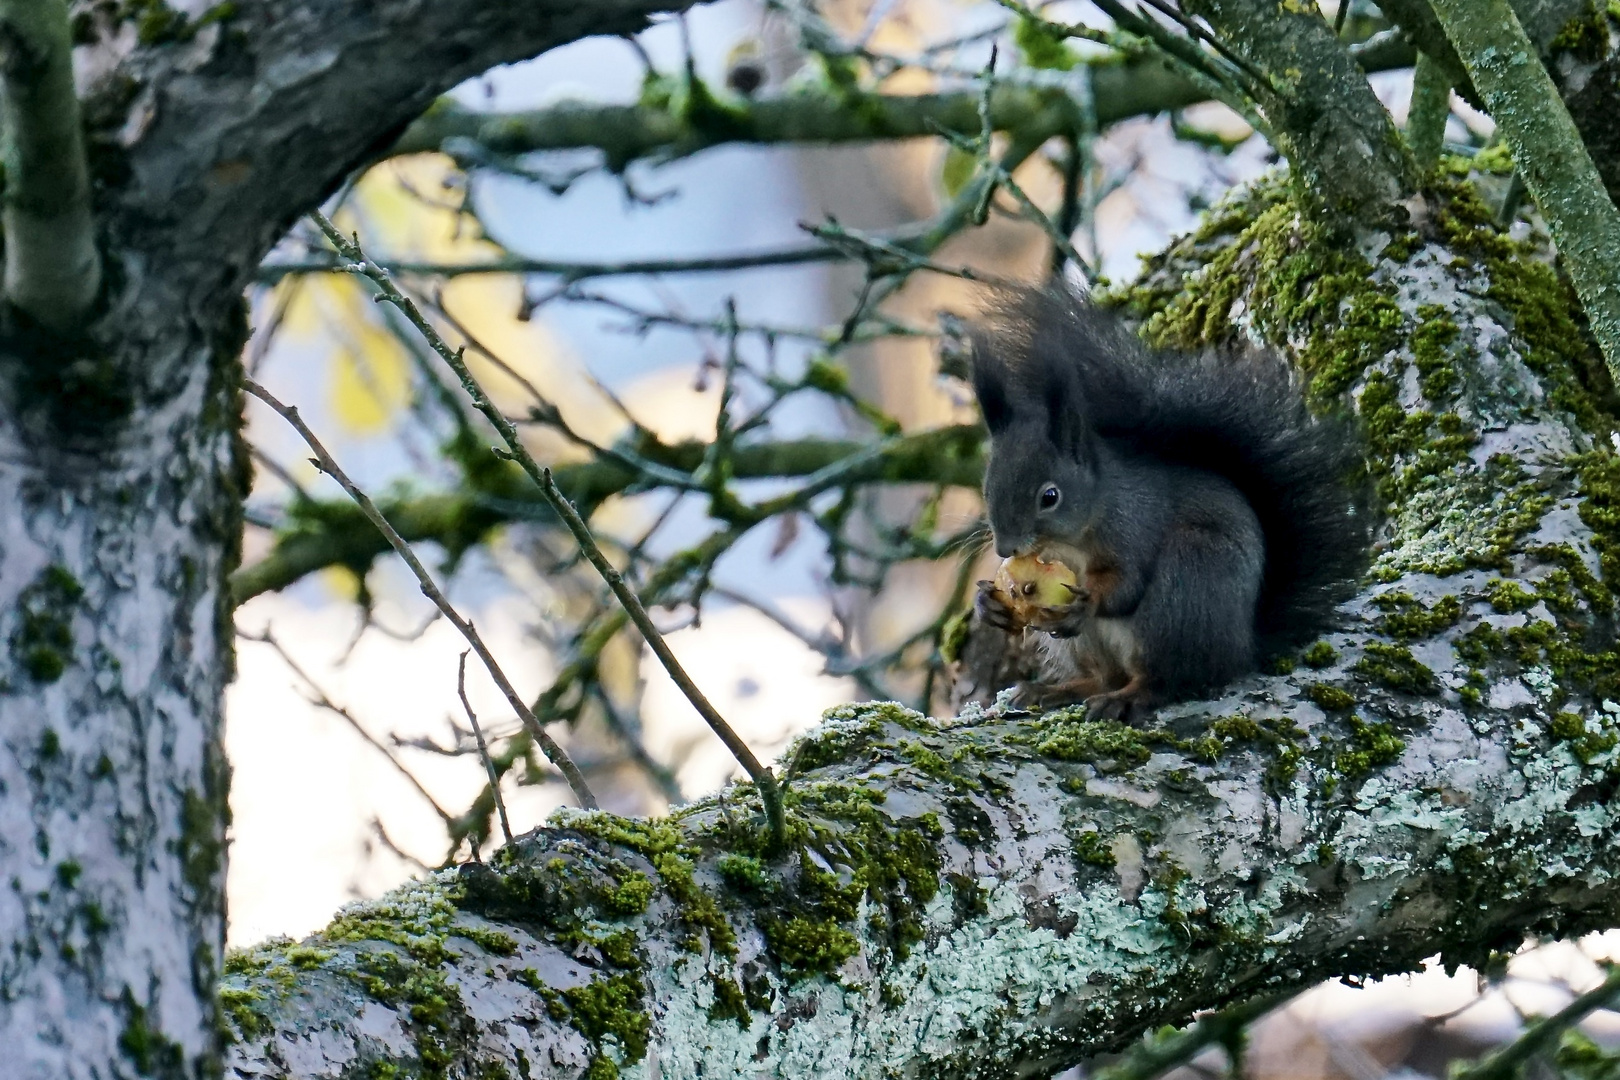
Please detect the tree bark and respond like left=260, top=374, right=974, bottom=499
left=218, top=171, right=1620, bottom=1074
left=0, top=2, right=695, bottom=1076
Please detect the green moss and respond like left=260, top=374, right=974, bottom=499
left=219, top=985, right=271, bottom=1042
left=562, top=973, right=650, bottom=1075
left=1548, top=4, right=1610, bottom=60
left=1352, top=643, right=1439, bottom=695
left=118, top=988, right=185, bottom=1077
left=652, top=850, right=736, bottom=958
left=1410, top=304, right=1462, bottom=402
left=55, top=860, right=81, bottom=889
left=1549, top=711, right=1619, bottom=763
left=1371, top=591, right=1463, bottom=641
left=351, top=949, right=463, bottom=1076
left=785, top=705, right=886, bottom=774
left=760, top=915, right=861, bottom=976
left=1301, top=641, right=1338, bottom=668
left=1014, top=15, right=1080, bottom=70
left=10, top=565, right=84, bottom=684
left=706, top=974, right=750, bottom=1026
left=770, top=784, right=942, bottom=970
left=1334, top=715, right=1407, bottom=778
left=1072, top=829, right=1116, bottom=868
left=1306, top=682, right=1356, bottom=710
left=1034, top=717, right=1153, bottom=771
left=605, top=871, right=654, bottom=916
left=1208, top=714, right=1260, bottom=741
left=715, top=853, right=775, bottom=893
left=1485, top=578, right=1538, bottom=613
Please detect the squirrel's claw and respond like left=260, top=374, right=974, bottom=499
left=975, top=580, right=1025, bottom=633
left=1028, top=594, right=1091, bottom=638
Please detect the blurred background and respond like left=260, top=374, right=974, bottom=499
left=227, top=1, right=1617, bottom=1075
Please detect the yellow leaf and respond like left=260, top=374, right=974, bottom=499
left=940, top=145, right=978, bottom=199
left=328, top=327, right=410, bottom=435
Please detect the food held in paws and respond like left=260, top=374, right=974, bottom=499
left=994, top=554, right=1079, bottom=621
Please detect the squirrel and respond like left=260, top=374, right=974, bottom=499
left=968, top=285, right=1371, bottom=721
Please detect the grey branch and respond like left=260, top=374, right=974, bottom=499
left=0, top=0, right=99, bottom=329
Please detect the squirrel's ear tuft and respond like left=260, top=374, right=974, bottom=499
left=1041, top=368, right=1083, bottom=457
left=969, top=335, right=1013, bottom=433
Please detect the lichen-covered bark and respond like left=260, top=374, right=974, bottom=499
left=0, top=277, right=245, bottom=1075
left=221, top=176, right=1620, bottom=1078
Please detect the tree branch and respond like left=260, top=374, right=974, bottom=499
left=1185, top=0, right=1417, bottom=218
left=1428, top=0, right=1620, bottom=380
left=381, top=35, right=1416, bottom=170
left=105, top=0, right=703, bottom=296
left=0, top=0, right=99, bottom=330
left=231, top=427, right=988, bottom=605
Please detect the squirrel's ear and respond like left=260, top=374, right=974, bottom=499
left=1041, top=367, right=1087, bottom=457
left=969, top=339, right=1013, bottom=433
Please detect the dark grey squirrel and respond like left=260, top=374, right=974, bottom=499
left=969, top=285, right=1371, bottom=721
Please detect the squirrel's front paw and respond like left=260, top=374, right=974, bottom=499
left=1027, top=583, right=1092, bottom=638
left=975, top=579, right=1026, bottom=633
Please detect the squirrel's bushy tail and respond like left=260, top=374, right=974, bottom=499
left=970, top=285, right=1372, bottom=652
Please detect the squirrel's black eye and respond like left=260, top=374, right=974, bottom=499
left=1038, top=485, right=1062, bottom=511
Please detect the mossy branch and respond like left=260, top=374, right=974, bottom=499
left=231, top=427, right=988, bottom=605
left=0, top=0, right=99, bottom=331
left=1184, top=0, right=1417, bottom=218
left=383, top=33, right=1414, bottom=170
left=1428, top=0, right=1620, bottom=381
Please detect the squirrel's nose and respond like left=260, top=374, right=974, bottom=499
left=994, top=536, right=1031, bottom=559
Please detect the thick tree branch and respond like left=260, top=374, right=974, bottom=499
left=0, top=0, right=99, bottom=330
left=102, top=0, right=702, bottom=302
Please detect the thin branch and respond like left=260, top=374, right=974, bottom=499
left=0, top=0, right=99, bottom=329
left=1093, top=990, right=1292, bottom=1080
left=258, top=244, right=845, bottom=284
left=308, top=211, right=787, bottom=851
left=1454, top=966, right=1620, bottom=1080
left=242, top=376, right=598, bottom=810
left=239, top=627, right=455, bottom=824
left=1406, top=51, right=1450, bottom=172
left=458, top=651, right=514, bottom=847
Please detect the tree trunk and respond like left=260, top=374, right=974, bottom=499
left=0, top=2, right=697, bottom=1075
left=0, top=312, right=243, bottom=1076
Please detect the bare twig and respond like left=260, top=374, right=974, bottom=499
left=458, top=651, right=514, bottom=847
left=242, top=375, right=598, bottom=810
left=308, top=211, right=786, bottom=850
